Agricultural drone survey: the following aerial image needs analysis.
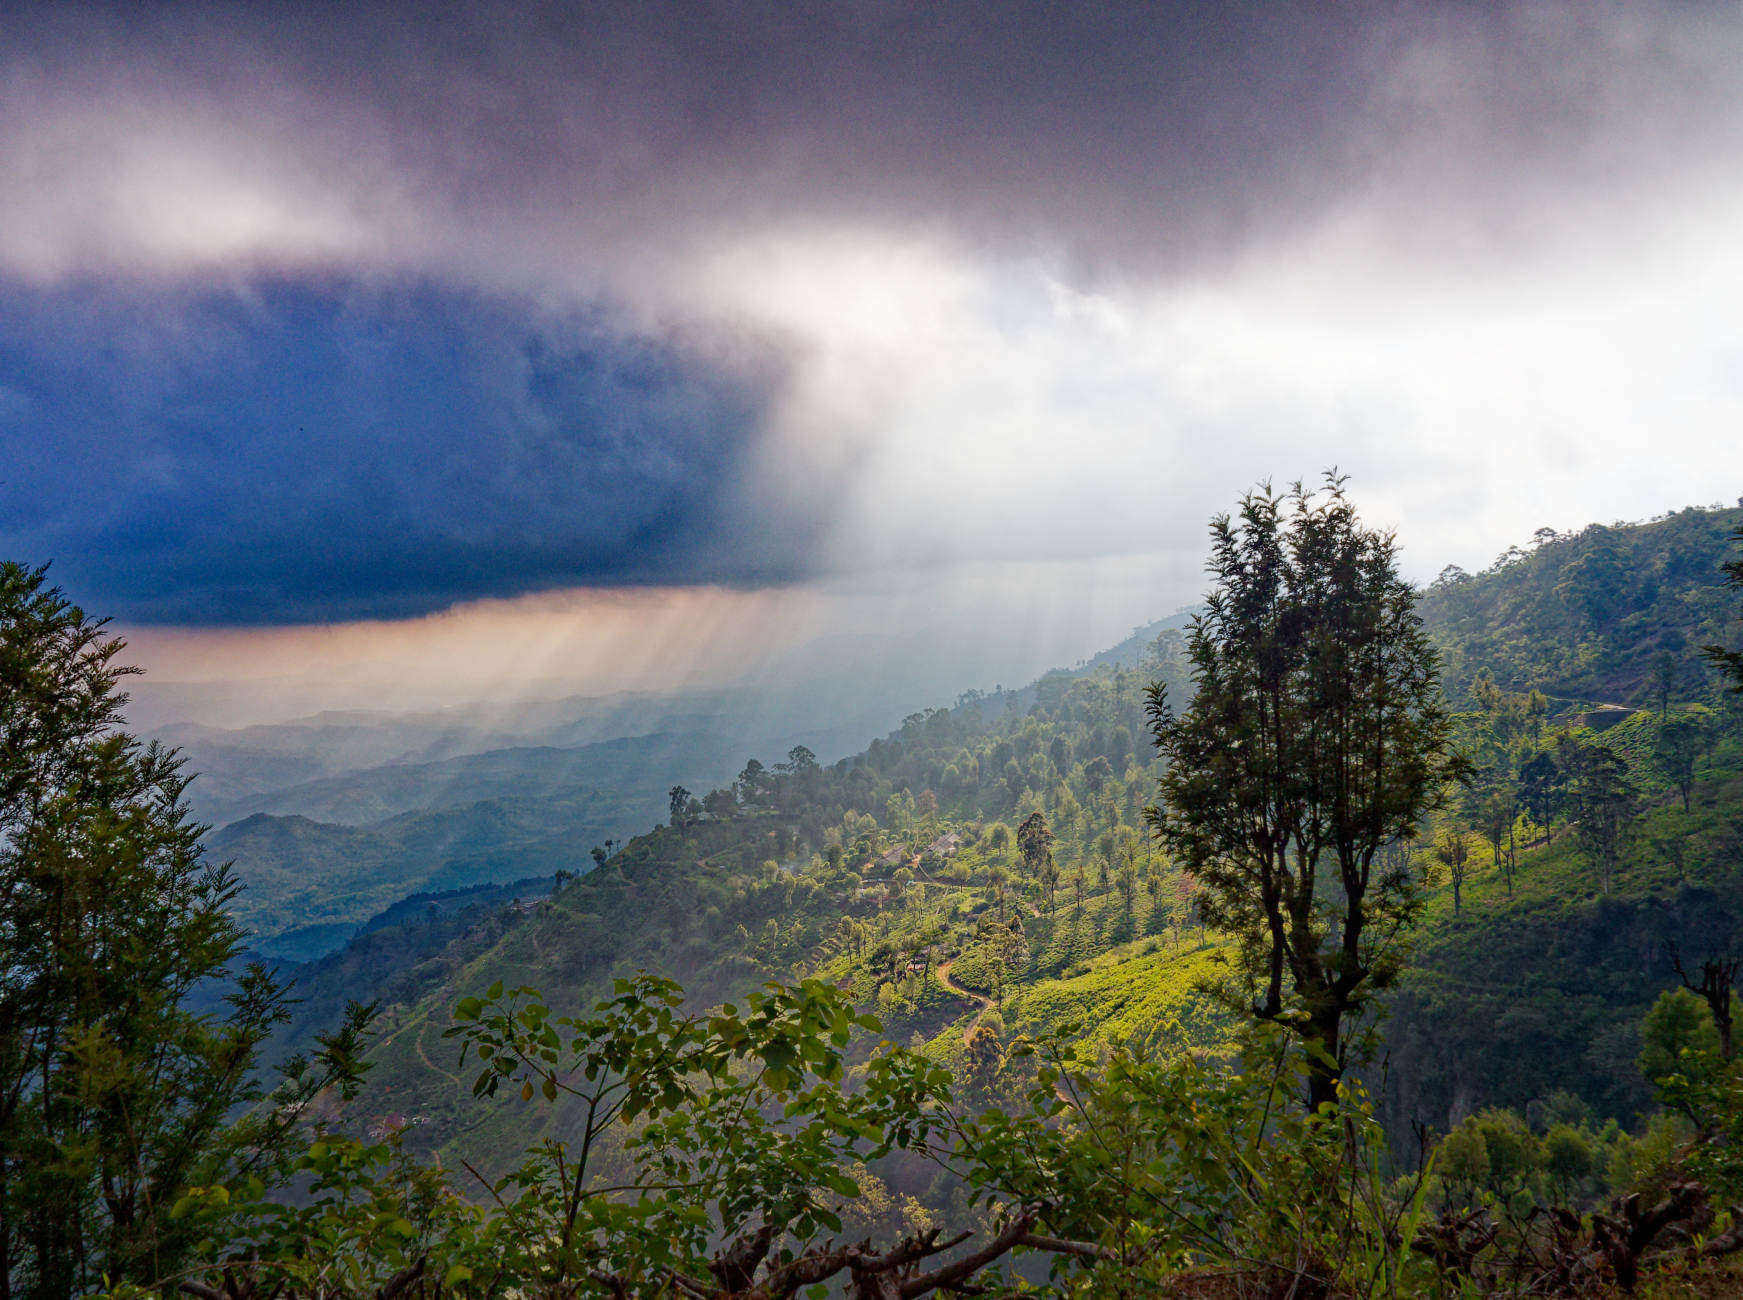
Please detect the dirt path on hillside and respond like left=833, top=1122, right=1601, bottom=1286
left=369, top=1015, right=463, bottom=1092
left=933, top=959, right=992, bottom=1047
left=935, top=956, right=1074, bottom=1106
left=413, top=1018, right=463, bottom=1088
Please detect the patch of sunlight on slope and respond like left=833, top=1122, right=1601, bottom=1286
left=922, top=941, right=1233, bottom=1068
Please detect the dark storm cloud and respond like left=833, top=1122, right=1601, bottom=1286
left=0, top=279, right=795, bottom=622
left=7, top=1, right=1738, bottom=283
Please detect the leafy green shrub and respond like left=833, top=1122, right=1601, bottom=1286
left=98, top=978, right=1496, bottom=1300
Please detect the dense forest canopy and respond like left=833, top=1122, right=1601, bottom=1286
left=1422, top=504, right=1743, bottom=707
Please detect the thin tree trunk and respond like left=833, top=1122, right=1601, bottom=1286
left=1305, top=1008, right=1343, bottom=1113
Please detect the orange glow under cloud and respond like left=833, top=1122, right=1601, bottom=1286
left=114, top=551, right=1209, bottom=728
left=121, top=584, right=829, bottom=700
left=31, top=16, right=1743, bottom=726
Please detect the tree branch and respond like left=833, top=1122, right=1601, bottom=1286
left=1016, top=1230, right=1115, bottom=1262
left=896, top=1211, right=1037, bottom=1297
left=376, top=1255, right=425, bottom=1300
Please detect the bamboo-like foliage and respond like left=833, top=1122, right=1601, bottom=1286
left=0, top=563, right=369, bottom=1298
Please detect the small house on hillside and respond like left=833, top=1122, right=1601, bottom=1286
left=872, top=845, right=909, bottom=872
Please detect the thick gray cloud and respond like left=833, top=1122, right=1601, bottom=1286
left=7, top=2, right=1741, bottom=285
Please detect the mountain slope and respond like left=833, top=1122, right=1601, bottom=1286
left=1421, top=503, right=1742, bottom=705
left=270, top=503, right=1743, bottom=1165
left=1380, top=712, right=1743, bottom=1133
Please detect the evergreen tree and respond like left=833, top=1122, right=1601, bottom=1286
left=1518, top=747, right=1565, bottom=841
left=1569, top=744, right=1634, bottom=894
left=1433, top=827, right=1474, bottom=914
left=1649, top=649, right=1679, bottom=718
left=1015, top=811, right=1055, bottom=911
left=1470, top=783, right=1518, bottom=897
left=1654, top=711, right=1713, bottom=813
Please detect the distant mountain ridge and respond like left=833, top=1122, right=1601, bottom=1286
left=202, top=730, right=739, bottom=827
left=165, top=693, right=762, bottom=826
left=210, top=791, right=638, bottom=960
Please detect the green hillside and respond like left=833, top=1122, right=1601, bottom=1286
left=250, top=876, right=558, bottom=1068
left=207, top=715, right=939, bottom=958
left=1379, top=701, right=1743, bottom=1126
left=1421, top=503, right=1743, bottom=706
left=344, top=647, right=1198, bottom=1161
left=294, top=505, right=1743, bottom=1178
left=17, top=504, right=1743, bottom=1298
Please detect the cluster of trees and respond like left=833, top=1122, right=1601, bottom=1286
left=1425, top=686, right=1723, bottom=907
left=664, top=746, right=824, bottom=829
left=0, top=565, right=375, bottom=1295
left=1428, top=966, right=1742, bottom=1216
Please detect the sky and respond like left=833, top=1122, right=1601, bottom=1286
left=5, top=1, right=1743, bottom=723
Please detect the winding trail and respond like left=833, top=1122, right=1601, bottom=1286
left=416, top=1019, right=464, bottom=1087
left=375, top=1013, right=463, bottom=1089
left=933, top=959, right=993, bottom=1047
left=935, top=953, right=1075, bottom=1107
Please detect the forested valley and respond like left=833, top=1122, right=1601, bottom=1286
left=7, top=488, right=1743, bottom=1298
